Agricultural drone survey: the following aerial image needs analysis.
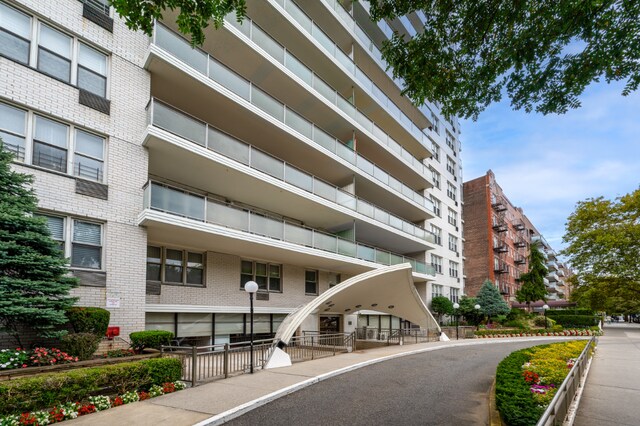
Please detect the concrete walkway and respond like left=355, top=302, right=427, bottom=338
left=573, top=323, right=640, bottom=426
left=66, top=336, right=580, bottom=426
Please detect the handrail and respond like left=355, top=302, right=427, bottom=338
left=536, top=336, right=596, bottom=426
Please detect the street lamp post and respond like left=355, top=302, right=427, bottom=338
left=474, top=304, right=481, bottom=330
left=453, top=302, right=460, bottom=340
left=244, top=280, right=259, bottom=374
left=543, top=304, right=550, bottom=330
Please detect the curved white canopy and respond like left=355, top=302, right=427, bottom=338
left=274, top=263, right=440, bottom=345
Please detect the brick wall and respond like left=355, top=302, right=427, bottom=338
left=462, top=174, right=491, bottom=296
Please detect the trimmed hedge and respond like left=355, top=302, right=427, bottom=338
left=130, top=330, right=174, bottom=351
left=66, top=307, right=111, bottom=336
left=546, top=309, right=594, bottom=317
left=60, top=333, right=101, bottom=361
left=495, top=348, right=543, bottom=426
left=0, top=358, right=181, bottom=415
left=550, top=315, right=597, bottom=327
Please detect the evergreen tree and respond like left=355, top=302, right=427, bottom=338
left=515, top=244, right=549, bottom=312
left=430, top=295, right=453, bottom=324
left=458, top=296, right=482, bottom=327
left=0, top=145, right=78, bottom=347
left=476, top=280, right=510, bottom=323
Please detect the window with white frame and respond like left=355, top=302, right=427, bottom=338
left=38, top=213, right=103, bottom=270
left=446, top=156, right=456, bottom=176
left=447, top=181, right=457, bottom=201
left=305, top=270, right=318, bottom=295
left=0, top=2, right=109, bottom=98
left=0, top=101, right=106, bottom=181
left=446, top=132, right=455, bottom=152
left=241, top=260, right=281, bottom=292
left=450, top=287, right=459, bottom=303
left=430, top=254, right=443, bottom=274
left=449, top=260, right=459, bottom=278
left=430, top=195, right=441, bottom=217
left=147, top=246, right=205, bottom=286
left=430, top=111, right=440, bottom=134
left=430, top=224, right=442, bottom=245
left=432, top=284, right=443, bottom=298
left=447, top=208, right=457, bottom=227
left=431, top=141, right=440, bottom=162
left=448, top=234, right=458, bottom=252
left=430, top=166, right=440, bottom=189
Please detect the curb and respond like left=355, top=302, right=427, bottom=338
left=194, top=337, right=581, bottom=425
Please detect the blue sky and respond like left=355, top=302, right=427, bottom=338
left=461, top=81, right=640, bottom=252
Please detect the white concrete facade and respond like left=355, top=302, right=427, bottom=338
left=0, top=0, right=464, bottom=344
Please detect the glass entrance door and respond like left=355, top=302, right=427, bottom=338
left=319, top=315, right=341, bottom=334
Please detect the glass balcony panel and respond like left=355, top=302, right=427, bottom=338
left=312, top=23, right=335, bottom=55
left=285, top=1, right=312, bottom=33
left=313, top=76, right=337, bottom=104
left=207, top=201, right=249, bottom=231
left=372, top=124, right=388, bottom=145
left=209, top=58, right=250, bottom=101
left=313, top=179, right=337, bottom=202
left=387, top=137, right=402, bottom=156
left=313, top=232, right=337, bottom=252
left=336, top=190, right=357, bottom=210
left=375, top=250, right=390, bottom=265
left=250, top=213, right=284, bottom=239
left=356, top=155, right=374, bottom=175
left=251, top=24, right=285, bottom=64
left=406, top=258, right=417, bottom=269
left=150, top=183, right=205, bottom=220
left=354, top=67, right=372, bottom=91
left=336, top=95, right=355, bottom=119
left=152, top=102, right=206, bottom=146
left=401, top=149, right=413, bottom=164
left=373, top=165, right=388, bottom=184
left=208, top=126, right=250, bottom=164
left=371, top=84, right=387, bottom=105
left=373, top=207, right=389, bottom=224
left=224, top=14, right=251, bottom=37
left=251, top=147, right=284, bottom=179
left=155, top=25, right=207, bottom=74
left=285, top=109, right=313, bottom=139
left=284, top=163, right=313, bottom=192
left=402, top=221, right=415, bottom=234
left=357, top=199, right=374, bottom=218
left=285, top=52, right=313, bottom=85
left=389, top=215, right=403, bottom=230
left=251, top=87, right=285, bottom=121
left=357, top=244, right=375, bottom=262
left=284, top=222, right=313, bottom=246
left=313, top=128, right=336, bottom=152
left=355, top=110, right=373, bottom=133
left=389, top=176, right=402, bottom=192
left=389, top=253, right=404, bottom=265
left=335, top=47, right=355, bottom=74
left=337, top=239, right=356, bottom=257
left=335, top=142, right=355, bottom=164
left=401, top=184, right=414, bottom=199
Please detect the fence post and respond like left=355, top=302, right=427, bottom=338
left=160, top=345, right=165, bottom=356
left=311, top=336, right=315, bottom=360
left=224, top=343, right=229, bottom=379
left=191, top=345, right=198, bottom=388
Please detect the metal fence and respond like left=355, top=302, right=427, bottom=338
left=355, top=328, right=439, bottom=345
left=537, top=336, right=597, bottom=426
left=285, top=333, right=355, bottom=362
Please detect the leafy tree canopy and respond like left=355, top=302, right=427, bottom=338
left=477, top=280, right=510, bottom=319
left=430, top=295, right=453, bottom=322
left=563, top=189, right=640, bottom=313
left=457, top=296, right=482, bottom=326
left=0, top=145, right=78, bottom=346
left=515, top=244, right=548, bottom=310
left=111, top=1, right=640, bottom=119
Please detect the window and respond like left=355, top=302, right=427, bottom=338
left=0, top=2, right=31, bottom=64
left=0, top=102, right=26, bottom=161
left=305, top=270, right=318, bottom=295
left=431, top=141, right=440, bottom=162
left=449, top=261, right=459, bottom=278
left=328, top=272, right=341, bottom=287
left=0, top=3, right=109, bottom=98
left=430, top=166, right=440, bottom=189
left=147, top=246, right=205, bottom=286
left=430, top=254, right=443, bottom=274
left=450, top=288, right=459, bottom=303
left=39, top=213, right=103, bottom=270
left=448, top=234, right=458, bottom=252
left=432, top=284, right=443, bottom=298
left=448, top=208, right=457, bottom=227
left=430, top=224, right=442, bottom=245
left=446, top=156, right=456, bottom=176
left=430, top=195, right=441, bottom=217
left=430, top=111, right=440, bottom=134
left=446, top=132, right=456, bottom=154
left=241, top=260, right=281, bottom=292
left=0, top=101, right=106, bottom=181
left=447, top=181, right=457, bottom=201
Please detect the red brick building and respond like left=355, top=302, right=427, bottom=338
left=462, top=170, right=532, bottom=301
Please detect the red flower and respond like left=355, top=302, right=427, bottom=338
left=138, top=391, right=150, bottom=401
left=112, top=397, right=124, bottom=407
left=162, top=382, right=176, bottom=393
left=18, top=413, right=37, bottom=425
left=78, top=404, right=97, bottom=416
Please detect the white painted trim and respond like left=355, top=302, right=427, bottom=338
left=144, top=304, right=295, bottom=314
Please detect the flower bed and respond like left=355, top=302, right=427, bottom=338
left=495, top=340, right=589, bottom=426
left=0, top=381, right=186, bottom=425
left=0, top=349, right=78, bottom=371
left=474, top=328, right=600, bottom=338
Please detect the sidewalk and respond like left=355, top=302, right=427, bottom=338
left=573, top=323, right=640, bottom=426
left=66, top=336, right=571, bottom=426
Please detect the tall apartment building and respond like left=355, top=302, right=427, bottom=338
left=0, top=0, right=463, bottom=345
left=462, top=170, right=531, bottom=301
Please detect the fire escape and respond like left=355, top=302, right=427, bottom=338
left=492, top=197, right=509, bottom=295
left=513, top=220, right=528, bottom=292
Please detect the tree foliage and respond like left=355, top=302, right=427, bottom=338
left=368, top=0, right=640, bottom=120
left=515, top=244, right=548, bottom=310
left=457, top=296, right=482, bottom=327
left=563, top=189, right=640, bottom=313
left=477, top=280, right=510, bottom=320
left=0, top=145, right=78, bottom=346
left=430, top=295, right=453, bottom=323
left=111, top=0, right=246, bottom=46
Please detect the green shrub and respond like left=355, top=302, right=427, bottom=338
left=60, top=333, right=101, bottom=361
left=130, top=330, right=174, bottom=350
left=66, top=307, right=111, bottom=336
left=551, top=315, right=597, bottom=327
left=533, top=316, right=556, bottom=327
left=0, top=357, right=181, bottom=415
left=546, top=309, right=594, bottom=317
left=552, top=325, right=564, bottom=332
left=506, top=308, right=527, bottom=321
left=503, top=320, right=528, bottom=330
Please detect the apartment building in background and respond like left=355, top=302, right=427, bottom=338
left=0, top=0, right=464, bottom=345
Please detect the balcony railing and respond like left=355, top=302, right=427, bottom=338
left=2, top=141, right=26, bottom=162
left=223, top=13, right=430, bottom=175
left=492, top=220, right=507, bottom=233
left=147, top=99, right=435, bottom=244
left=152, top=24, right=434, bottom=215
left=143, top=181, right=436, bottom=275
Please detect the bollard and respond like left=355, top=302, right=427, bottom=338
left=191, top=345, right=198, bottom=388
left=224, top=343, right=229, bottom=379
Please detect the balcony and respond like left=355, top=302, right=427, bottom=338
left=494, top=263, right=509, bottom=274
left=491, top=199, right=507, bottom=212
left=557, top=269, right=566, bottom=277
left=140, top=182, right=436, bottom=277
left=493, top=242, right=508, bottom=253
left=547, top=260, right=558, bottom=271
left=513, top=220, right=525, bottom=231
left=492, top=220, right=507, bottom=233
left=147, top=24, right=434, bottom=219
left=547, top=272, right=559, bottom=282
left=514, top=238, right=528, bottom=248
left=145, top=99, right=435, bottom=250
left=514, top=255, right=526, bottom=265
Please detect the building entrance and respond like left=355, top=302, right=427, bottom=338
left=319, top=315, right=341, bottom=334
